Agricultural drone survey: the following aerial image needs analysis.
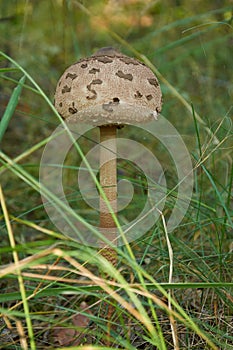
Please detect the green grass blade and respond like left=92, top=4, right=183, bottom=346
left=0, top=185, right=36, bottom=350
left=0, top=75, right=26, bottom=143
left=201, top=162, right=233, bottom=228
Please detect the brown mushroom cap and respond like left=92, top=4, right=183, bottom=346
left=54, top=48, right=162, bottom=126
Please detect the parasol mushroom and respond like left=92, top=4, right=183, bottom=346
left=54, top=47, right=162, bottom=264
left=54, top=46, right=162, bottom=343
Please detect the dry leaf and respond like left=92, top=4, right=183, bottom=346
left=53, top=301, right=93, bottom=346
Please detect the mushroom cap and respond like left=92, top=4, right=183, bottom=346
left=54, top=48, right=162, bottom=126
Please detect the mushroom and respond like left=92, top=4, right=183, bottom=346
left=54, top=47, right=162, bottom=264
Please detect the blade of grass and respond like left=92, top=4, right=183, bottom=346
left=0, top=73, right=41, bottom=94
left=197, top=157, right=233, bottom=228
left=158, top=209, right=179, bottom=349
left=10, top=215, right=68, bottom=240
left=192, top=103, right=202, bottom=158
left=0, top=75, right=25, bottom=143
left=141, top=7, right=232, bottom=38
left=192, top=103, right=205, bottom=234
left=57, top=347, right=129, bottom=350
left=0, top=67, right=19, bottom=72
left=155, top=22, right=232, bottom=55
left=0, top=185, right=36, bottom=350
left=0, top=131, right=65, bottom=175
left=225, top=161, right=233, bottom=226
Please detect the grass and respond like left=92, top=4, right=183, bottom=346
left=0, top=1, right=232, bottom=349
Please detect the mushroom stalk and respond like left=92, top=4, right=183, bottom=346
left=99, top=125, right=117, bottom=266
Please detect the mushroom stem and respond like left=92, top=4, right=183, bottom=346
left=99, top=125, right=117, bottom=266
left=99, top=125, right=118, bottom=344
